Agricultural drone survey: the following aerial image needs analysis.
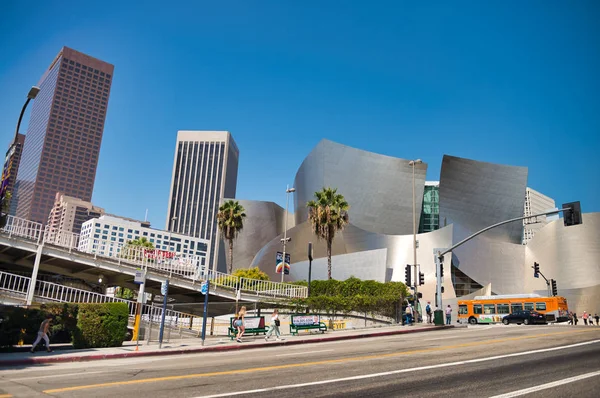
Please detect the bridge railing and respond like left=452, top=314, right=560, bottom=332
left=207, top=269, right=308, bottom=299
left=1, top=214, right=308, bottom=299
left=2, top=215, right=44, bottom=243
left=0, top=270, right=30, bottom=297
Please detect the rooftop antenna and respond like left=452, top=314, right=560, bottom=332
left=144, top=209, right=148, bottom=222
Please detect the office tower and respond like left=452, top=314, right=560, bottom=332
left=14, top=47, right=113, bottom=225
left=47, top=192, right=105, bottom=235
left=522, top=187, right=556, bottom=244
left=0, top=133, right=26, bottom=215
left=166, top=131, right=239, bottom=272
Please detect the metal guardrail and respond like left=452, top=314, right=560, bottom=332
left=1, top=214, right=308, bottom=299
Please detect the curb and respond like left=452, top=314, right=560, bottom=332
left=0, top=325, right=455, bottom=366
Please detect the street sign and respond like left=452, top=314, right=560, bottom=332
left=134, top=269, right=144, bottom=284
left=161, top=280, right=169, bottom=295
left=201, top=282, right=208, bottom=294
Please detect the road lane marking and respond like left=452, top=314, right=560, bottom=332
left=488, top=369, right=600, bottom=398
left=2, top=370, right=107, bottom=383
left=43, top=329, right=599, bottom=394
left=276, top=349, right=333, bottom=357
left=192, top=339, right=600, bottom=398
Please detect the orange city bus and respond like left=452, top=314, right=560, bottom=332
left=457, top=294, right=569, bottom=325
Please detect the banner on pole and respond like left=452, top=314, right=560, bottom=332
left=275, top=251, right=290, bottom=275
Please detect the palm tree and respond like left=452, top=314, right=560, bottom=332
left=128, top=237, right=154, bottom=249
left=306, top=187, right=350, bottom=280
left=217, top=200, right=247, bottom=274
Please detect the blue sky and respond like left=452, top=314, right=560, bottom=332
left=1, top=1, right=598, bottom=229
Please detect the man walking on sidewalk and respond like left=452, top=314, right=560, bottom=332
left=30, top=315, right=53, bottom=353
left=445, top=305, right=452, bottom=325
left=425, top=302, right=432, bottom=324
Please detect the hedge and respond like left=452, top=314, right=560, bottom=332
left=0, top=302, right=129, bottom=350
left=289, top=277, right=410, bottom=319
left=73, top=302, right=129, bottom=349
left=0, top=303, right=78, bottom=349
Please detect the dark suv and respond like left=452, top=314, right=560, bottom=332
left=502, top=310, right=547, bottom=325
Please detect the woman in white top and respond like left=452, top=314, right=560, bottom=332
left=265, top=309, right=282, bottom=341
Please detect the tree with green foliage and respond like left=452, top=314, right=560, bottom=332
left=127, top=237, right=154, bottom=249
left=114, top=286, right=135, bottom=300
left=233, top=267, right=270, bottom=281
left=306, top=187, right=350, bottom=280
left=217, top=200, right=247, bottom=274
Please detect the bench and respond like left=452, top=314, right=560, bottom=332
left=227, top=316, right=268, bottom=340
left=289, top=314, right=327, bottom=336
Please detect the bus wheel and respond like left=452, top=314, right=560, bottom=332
left=468, top=317, right=478, bottom=325
left=502, top=318, right=509, bottom=325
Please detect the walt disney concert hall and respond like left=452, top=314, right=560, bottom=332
left=226, top=139, right=600, bottom=315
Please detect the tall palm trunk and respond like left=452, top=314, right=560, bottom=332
left=327, top=239, right=332, bottom=280
left=228, top=238, right=234, bottom=274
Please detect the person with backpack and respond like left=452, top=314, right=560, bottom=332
left=265, top=309, right=282, bottom=341
left=425, top=302, right=432, bottom=324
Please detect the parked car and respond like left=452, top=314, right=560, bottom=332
left=502, top=310, right=547, bottom=325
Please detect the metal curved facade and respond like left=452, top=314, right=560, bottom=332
left=242, top=140, right=598, bottom=316
left=524, top=213, right=600, bottom=315
left=222, top=199, right=291, bottom=272
left=439, top=155, right=528, bottom=244
left=293, top=139, right=427, bottom=236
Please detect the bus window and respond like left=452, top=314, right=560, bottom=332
left=536, top=302, right=547, bottom=311
left=484, top=304, right=496, bottom=314
left=497, top=304, right=510, bottom=314
left=474, top=304, right=483, bottom=314
left=524, top=303, right=534, bottom=311
left=511, top=303, right=523, bottom=313
left=459, top=305, right=468, bottom=315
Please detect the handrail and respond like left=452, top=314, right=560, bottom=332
left=0, top=214, right=308, bottom=299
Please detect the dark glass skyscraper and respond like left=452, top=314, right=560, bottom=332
left=14, top=47, right=113, bottom=225
left=166, top=131, right=239, bottom=272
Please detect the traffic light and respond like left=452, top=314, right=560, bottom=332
left=439, top=256, right=444, bottom=278
left=404, top=264, right=412, bottom=286
left=562, top=201, right=582, bottom=227
left=534, top=262, right=540, bottom=278
left=419, top=272, right=425, bottom=286
left=551, top=279, right=558, bottom=296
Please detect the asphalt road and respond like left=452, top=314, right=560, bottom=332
left=2, top=325, right=600, bottom=398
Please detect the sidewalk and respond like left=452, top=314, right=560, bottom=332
left=0, top=323, right=456, bottom=366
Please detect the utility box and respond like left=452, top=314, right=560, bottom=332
left=434, top=310, right=444, bottom=326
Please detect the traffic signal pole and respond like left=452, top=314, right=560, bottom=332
left=434, top=206, right=579, bottom=308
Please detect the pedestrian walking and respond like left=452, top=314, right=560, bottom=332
left=426, top=302, right=432, bottom=324
left=568, top=312, right=573, bottom=325
left=265, top=309, right=283, bottom=341
left=583, top=311, right=589, bottom=325
left=445, top=305, right=452, bottom=325
left=30, top=314, right=53, bottom=353
left=594, top=314, right=599, bottom=326
left=234, top=306, right=246, bottom=343
left=406, top=303, right=413, bottom=325
left=573, top=312, right=578, bottom=325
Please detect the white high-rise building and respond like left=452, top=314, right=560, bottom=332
left=78, top=215, right=210, bottom=263
left=522, top=187, right=556, bottom=244
left=166, top=131, right=239, bottom=272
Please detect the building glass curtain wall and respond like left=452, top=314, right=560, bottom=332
left=419, top=182, right=440, bottom=233
left=166, top=131, right=238, bottom=272
left=14, top=47, right=113, bottom=225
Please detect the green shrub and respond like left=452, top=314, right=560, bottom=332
left=40, top=303, right=79, bottom=343
left=73, top=302, right=129, bottom=349
left=233, top=267, right=270, bottom=281
left=0, top=306, right=44, bottom=348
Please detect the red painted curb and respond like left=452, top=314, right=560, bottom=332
left=0, top=325, right=455, bottom=366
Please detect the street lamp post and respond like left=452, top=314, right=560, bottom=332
left=408, top=159, right=422, bottom=317
left=1, top=86, right=40, bottom=215
left=281, top=185, right=295, bottom=283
